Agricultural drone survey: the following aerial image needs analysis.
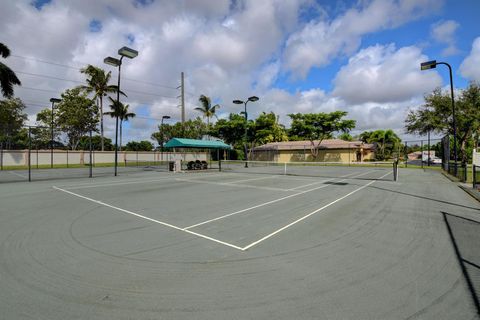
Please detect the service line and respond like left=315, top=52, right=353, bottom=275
left=183, top=170, right=376, bottom=230
left=242, top=170, right=392, bottom=250
left=52, top=186, right=244, bottom=251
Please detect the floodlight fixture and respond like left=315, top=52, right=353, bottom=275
left=118, top=46, right=138, bottom=59
left=104, top=56, right=121, bottom=67
left=420, top=60, right=437, bottom=70
left=248, top=96, right=259, bottom=102
left=50, top=98, right=61, bottom=103
left=233, top=100, right=244, bottom=104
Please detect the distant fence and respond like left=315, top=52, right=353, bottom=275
left=0, top=150, right=207, bottom=168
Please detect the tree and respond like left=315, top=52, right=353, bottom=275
left=405, top=83, right=480, bottom=163
left=104, top=97, right=136, bottom=151
left=338, top=132, right=353, bottom=141
left=210, top=113, right=247, bottom=147
left=194, top=95, right=220, bottom=127
left=34, top=108, right=60, bottom=149
left=0, top=98, right=27, bottom=149
left=125, top=140, right=154, bottom=151
left=288, top=111, right=356, bottom=159
left=56, top=88, right=98, bottom=150
left=367, top=129, right=401, bottom=160
left=151, top=117, right=208, bottom=145
left=79, top=65, right=123, bottom=151
left=0, top=43, right=21, bottom=98
left=77, top=135, right=113, bottom=151
left=358, top=131, right=373, bottom=143
left=253, top=112, right=288, bottom=145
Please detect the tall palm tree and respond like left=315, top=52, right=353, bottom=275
left=195, top=94, right=220, bottom=127
left=105, top=97, right=136, bottom=151
left=79, top=65, right=124, bottom=151
left=0, top=43, right=21, bottom=98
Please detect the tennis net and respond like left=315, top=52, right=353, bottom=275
left=220, top=160, right=398, bottom=181
left=123, top=160, right=170, bottom=171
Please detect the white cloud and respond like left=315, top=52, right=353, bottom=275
left=332, top=44, right=442, bottom=104
left=283, top=0, right=443, bottom=78
left=0, top=0, right=446, bottom=142
left=431, top=20, right=460, bottom=56
left=460, top=37, right=480, bottom=82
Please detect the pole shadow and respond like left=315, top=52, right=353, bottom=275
left=442, top=212, right=480, bottom=316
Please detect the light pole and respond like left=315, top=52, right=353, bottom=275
left=420, top=60, right=457, bottom=174
left=160, top=115, right=170, bottom=161
left=49, top=98, right=61, bottom=169
left=233, top=96, right=259, bottom=167
left=104, top=46, right=138, bottom=176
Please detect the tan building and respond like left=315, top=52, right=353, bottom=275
left=250, top=139, right=376, bottom=162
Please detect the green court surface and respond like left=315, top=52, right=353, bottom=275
left=0, top=167, right=479, bottom=319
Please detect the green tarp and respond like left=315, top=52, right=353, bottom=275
left=164, top=138, right=231, bottom=149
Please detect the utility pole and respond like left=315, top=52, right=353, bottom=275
left=178, top=72, right=185, bottom=123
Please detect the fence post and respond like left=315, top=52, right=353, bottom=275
left=0, top=142, right=3, bottom=170
left=404, top=141, right=408, bottom=168
left=28, top=127, right=31, bottom=182
left=89, top=130, right=93, bottom=178
left=421, top=140, right=424, bottom=169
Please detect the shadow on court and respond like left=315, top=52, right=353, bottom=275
left=442, top=212, right=480, bottom=316
left=368, top=185, right=480, bottom=212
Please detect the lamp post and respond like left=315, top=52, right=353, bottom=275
left=49, top=98, right=61, bottom=169
left=233, top=96, right=259, bottom=167
left=104, top=46, right=138, bottom=176
left=420, top=60, right=457, bottom=174
left=160, top=115, right=170, bottom=161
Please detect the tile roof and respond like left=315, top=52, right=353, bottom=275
left=252, top=139, right=375, bottom=151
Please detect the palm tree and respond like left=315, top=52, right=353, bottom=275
left=0, top=43, right=21, bottom=98
left=79, top=65, right=124, bottom=151
left=105, top=97, right=136, bottom=151
left=369, top=129, right=401, bottom=160
left=194, top=95, right=220, bottom=127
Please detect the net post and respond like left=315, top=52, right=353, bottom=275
left=89, top=130, right=93, bottom=178
left=393, top=160, right=398, bottom=182
left=284, top=162, right=287, bottom=175
left=219, top=158, right=222, bottom=172
left=28, top=126, right=31, bottom=182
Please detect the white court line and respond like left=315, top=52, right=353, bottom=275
left=175, top=178, right=291, bottom=192
left=8, top=171, right=27, bottom=178
left=52, top=186, right=244, bottom=251
left=58, top=171, right=227, bottom=190
left=226, top=175, right=280, bottom=184
left=287, top=171, right=360, bottom=190
left=242, top=170, right=392, bottom=250
left=183, top=170, right=376, bottom=230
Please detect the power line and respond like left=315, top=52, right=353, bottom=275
left=15, top=70, right=84, bottom=84
left=11, top=54, right=179, bottom=90
left=15, top=70, right=179, bottom=100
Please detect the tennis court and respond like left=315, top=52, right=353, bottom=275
left=1, top=163, right=479, bottom=319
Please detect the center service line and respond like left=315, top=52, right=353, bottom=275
left=52, top=186, right=244, bottom=251
left=241, top=171, right=392, bottom=250
left=183, top=170, right=374, bottom=230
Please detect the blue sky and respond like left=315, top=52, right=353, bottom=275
left=2, top=0, right=480, bottom=143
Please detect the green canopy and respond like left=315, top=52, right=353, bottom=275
left=164, top=138, right=231, bottom=149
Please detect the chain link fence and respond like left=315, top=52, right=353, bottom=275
left=0, top=125, right=209, bottom=183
